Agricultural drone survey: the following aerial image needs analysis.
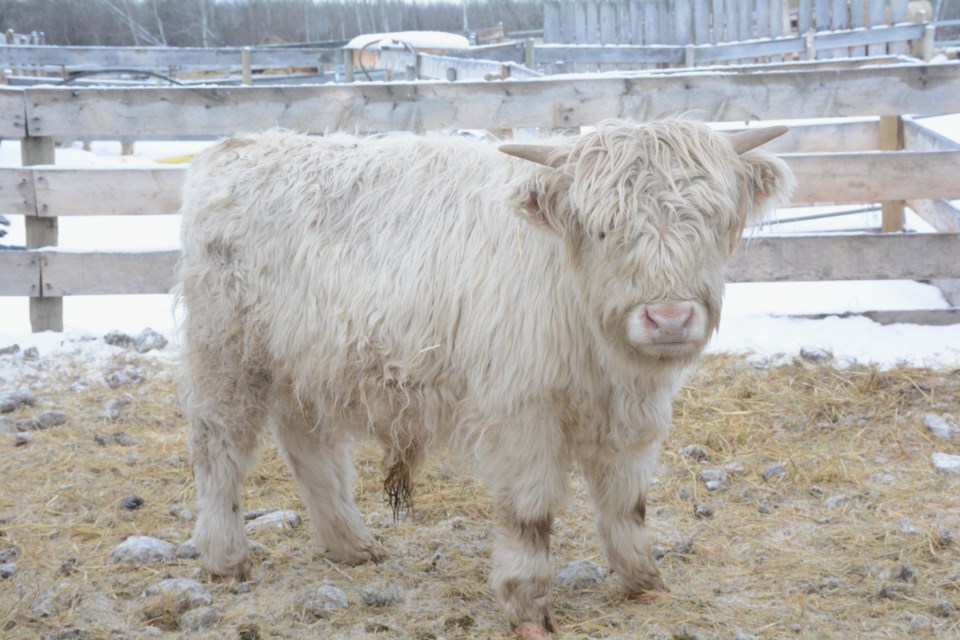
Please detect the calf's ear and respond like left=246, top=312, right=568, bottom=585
left=739, top=150, right=796, bottom=223
left=500, top=144, right=574, bottom=236
left=512, top=173, right=573, bottom=236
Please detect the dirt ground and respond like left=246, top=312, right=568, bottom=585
left=1, top=344, right=959, bottom=639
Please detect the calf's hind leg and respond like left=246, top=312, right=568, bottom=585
left=270, top=403, right=381, bottom=565
left=185, top=368, right=269, bottom=580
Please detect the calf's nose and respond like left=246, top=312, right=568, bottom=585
left=644, top=301, right=695, bottom=343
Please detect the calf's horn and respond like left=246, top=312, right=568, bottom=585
left=725, top=125, right=789, bottom=154
left=498, top=144, right=566, bottom=168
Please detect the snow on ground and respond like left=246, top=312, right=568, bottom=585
left=1, top=118, right=959, bottom=369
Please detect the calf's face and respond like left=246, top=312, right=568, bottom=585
left=503, top=120, right=794, bottom=365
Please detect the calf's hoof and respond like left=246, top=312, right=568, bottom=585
left=516, top=622, right=554, bottom=640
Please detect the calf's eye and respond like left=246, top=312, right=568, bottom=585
left=598, top=231, right=606, bottom=240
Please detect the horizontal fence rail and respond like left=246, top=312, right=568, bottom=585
left=0, top=149, right=956, bottom=219
left=0, top=62, right=957, bottom=139
left=5, top=234, right=960, bottom=298
left=0, top=45, right=342, bottom=71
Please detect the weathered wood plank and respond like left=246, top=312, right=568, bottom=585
left=12, top=146, right=954, bottom=217
left=544, top=2, right=562, bottom=43
left=786, top=151, right=960, bottom=204
left=757, top=0, right=772, bottom=39
left=23, top=234, right=960, bottom=297
left=599, top=2, right=618, bottom=45
left=41, top=250, right=179, bottom=296
left=727, top=233, right=960, bottom=282
left=675, top=0, right=693, bottom=45
left=693, top=0, right=711, bottom=44
left=694, top=36, right=807, bottom=63
left=585, top=2, right=600, bottom=44
left=904, top=117, right=960, bottom=152
left=868, top=0, right=888, bottom=27
left=534, top=44, right=684, bottom=65
left=0, top=168, right=36, bottom=215
left=908, top=199, right=960, bottom=232
left=22, top=135, right=61, bottom=332
left=815, top=23, right=923, bottom=48
left=0, top=45, right=341, bottom=70
left=32, top=167, right=184, bottom=216
left=816, top=0, right=831, bottom=30
left=22, top=63, right=960, bottom=137
left=0, top=250, right=40, bottom=296
left=0, top=88, right=26, bottom=138
left=740, top=119, right=879, bottom=153
left=785, top=308, right=960, bottom=325
left=798, top=0, right=813, bottom=34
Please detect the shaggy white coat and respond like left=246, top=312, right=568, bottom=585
left=178, top=120, right=794, bottom=632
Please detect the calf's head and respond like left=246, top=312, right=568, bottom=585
left=502, top=120, right=794, bottom=365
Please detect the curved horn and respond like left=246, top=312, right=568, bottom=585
left=498, top=144, right=565, bottom=168
left=725, top=125, right=789, bottom=154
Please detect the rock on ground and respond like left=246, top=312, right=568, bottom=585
left=932, top=452, right=960, bottom=473
left=360, top=583, right=402, bottom=607
left=555, top=560, right=606, bottom=590
left=924, top=414, right=958, bottom=439
left=0, top=390, right=36, bottom=413
left=107, top=536, right=176, bottom=565
left=294, top=585, right=349, bottom=619
left=143, top=578, right=213, bottom=611
left=245, top=510, right=302, bottom=533
left=30, top=583, right=80, bottom=618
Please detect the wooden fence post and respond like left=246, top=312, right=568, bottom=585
left=879, top=115, right=905, bottom=232
left=241, top=47, right=252, bottom=85
left=524, top=38, right=535, bottom=70
left=342, top=49, right=354, bottom=83
left=22, top=136, right=63, bottom=332
left=804, top=29, right=817, bottom=60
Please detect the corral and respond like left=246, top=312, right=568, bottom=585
left=1, top=4, right=960, bottom=639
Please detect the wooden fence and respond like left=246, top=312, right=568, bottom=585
left=0, top=60, right=959, bottom=331
left=543, top=0, right=922, bottom=45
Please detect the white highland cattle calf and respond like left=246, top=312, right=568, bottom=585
left=179, top=120, right=794, bottom=638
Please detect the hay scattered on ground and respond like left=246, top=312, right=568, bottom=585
left=1, top=346, right=959, bottom=639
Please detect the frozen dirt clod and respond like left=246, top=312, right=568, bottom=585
left=103, top=330, right=135, bottom=349
left=143, top=578, right=214, bottom=611
left=107, top=536, right=176, bottom=565
left=104, top=366, right=145, bottom=389
left=555, top=560, right=607, bottom=590
left=175, top=541, right=200, bottom=560
left=678, top=444, right=709, bottom=461
left=245, top=510, right=302, bottom=533
left=120, top=494, right=145, bottom=511
left=30, top=583, right=80, bottom=618
left=135, top=328, right=169, bottom=354
left=0, top=545, right=20, bottom=562
left=800, top=346, right=833, bottom=364
left=694, top=503, right=714, bottom=519
left=294, top=584, right=349, bottom=619
left=934, top=600, right=958, bottom=618
left=923, top=414, right=957, bottom=439
left=360, top=583, right=402, bottom=607
left=0, top=389, right=36, bottom=413
left=178, top=605, right=222, bottom=631
left=699, top=467, right=729, bottom=491
left=761, top=464, right=788, bottom=480
left=17, top=410, right=68, bottom=431
left=932, top=452, right=960, bottom=473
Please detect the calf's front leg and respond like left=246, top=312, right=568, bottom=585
left=478, top=413, right=568, bottom=637
left=579, top=446, right=666, bottom=595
